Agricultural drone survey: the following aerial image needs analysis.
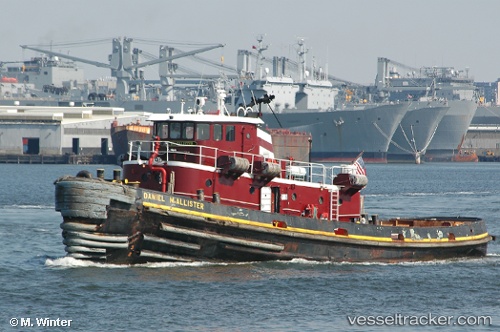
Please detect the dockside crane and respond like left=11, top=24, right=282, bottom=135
left=21, top=38, right=224, bottom=101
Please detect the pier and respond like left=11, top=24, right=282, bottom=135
left=0, top=154, right=117, bottom=165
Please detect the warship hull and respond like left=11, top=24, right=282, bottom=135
left=470, top=104, right=500, bottom=125
left=261, top=103, right=409, bottom=163
left=387, top=101, right=449, bottom=163
left=425, top=100, right=478, bottom=162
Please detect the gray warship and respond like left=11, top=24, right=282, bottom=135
left=375, top=58, right=478, bottom=162
left=0, top=37, right=224, bottom=113
left=1, top=36, right=410, bottom=163
left=233, top=37, right=409, bottom=163
left=2, top=37, right=479, bottom=163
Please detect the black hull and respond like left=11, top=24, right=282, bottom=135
left=55, top=176, right=492, bottom=264
left=105, top=209, right=488, bottom=264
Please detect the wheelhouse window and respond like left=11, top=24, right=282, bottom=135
left=226, top=125, right=235, bottom=141
left=154, top=121, right=199, bottom=140
left=183, top=122, right=194, bottom=139
left=197, top=123, right=210, bottom=140
left=170, top=122, right=181, bottom=139
left=214, top=124, right=222, bottom=141
left=159, top=124, right=169, bottom=139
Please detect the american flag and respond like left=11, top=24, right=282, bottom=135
left=353, top=154, right=366, bottom=175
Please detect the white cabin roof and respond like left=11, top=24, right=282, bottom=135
left=148, top=113, right=265, bottom=125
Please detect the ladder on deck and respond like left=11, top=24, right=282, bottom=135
left=330, top=190, right=339, bottom=221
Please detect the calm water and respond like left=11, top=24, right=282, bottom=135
left=0, top=163, right=499, bottom=331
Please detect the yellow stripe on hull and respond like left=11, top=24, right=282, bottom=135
left=143, top=202, right=490, bottom=244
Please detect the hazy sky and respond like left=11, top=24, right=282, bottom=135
left=2, top=0, right=499, bottom=85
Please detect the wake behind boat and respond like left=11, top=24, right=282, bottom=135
left=53, top=92, right=493, bottom=264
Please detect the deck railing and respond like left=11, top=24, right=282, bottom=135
left=127, top=140, right=354, bottom=186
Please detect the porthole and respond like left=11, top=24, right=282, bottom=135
left=246, top=133, right=251, bottom=139
left=292, top=193, right=297, bottom=201
left=319, top=196, right=324, bottom=204
left=249, top=186, right=255, bottom=194
left=205, top=179, right=213, bottom=187
left=141, top=172, right=151, bottom=182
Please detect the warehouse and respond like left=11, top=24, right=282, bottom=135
left=463, top=125, right=500, bottom=161
left=0, top=105, right=150, bottom=163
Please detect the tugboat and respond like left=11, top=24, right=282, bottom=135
left=54, top=90, right=494, bottom=264
left=451, top=138, right=479, bottom=162
left=451, top=149, right=479, bottom=162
